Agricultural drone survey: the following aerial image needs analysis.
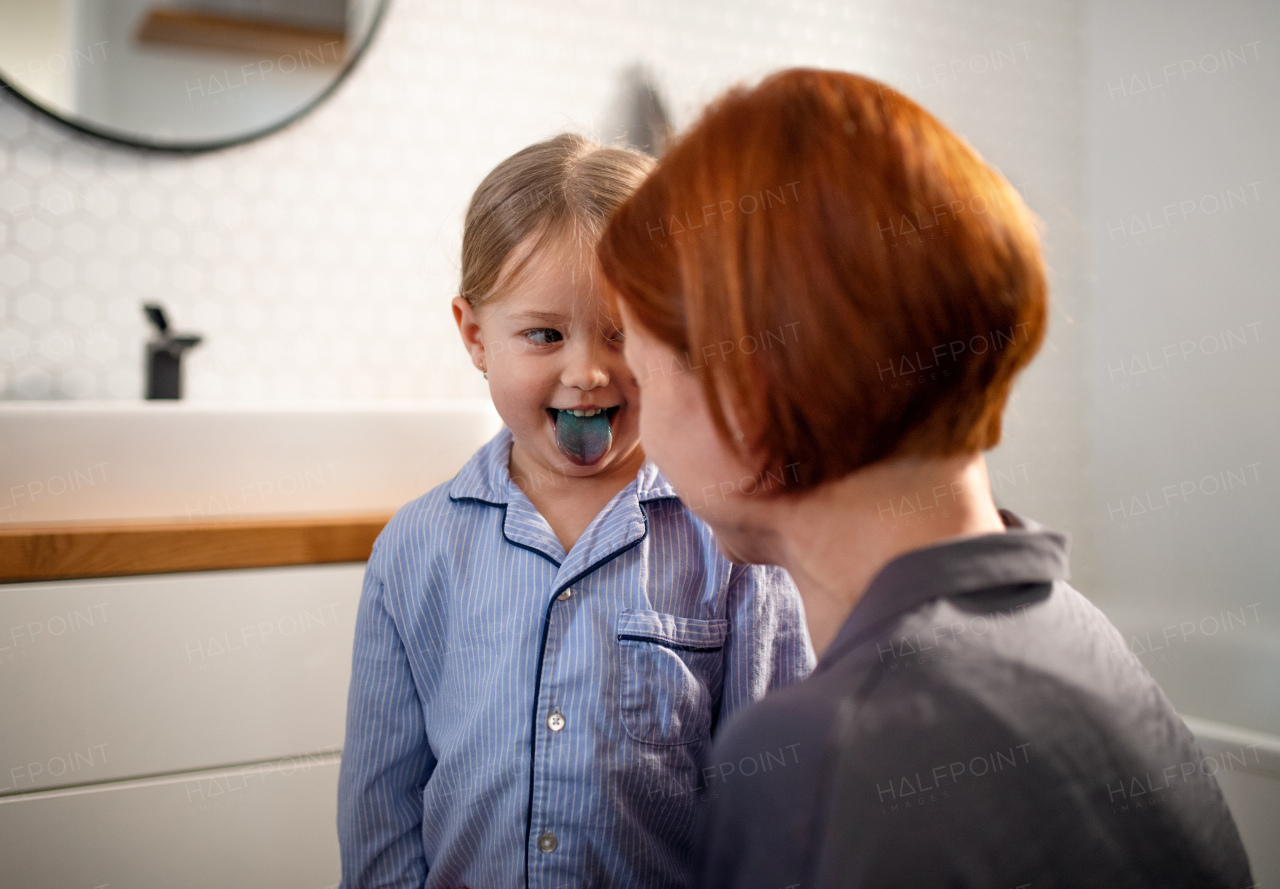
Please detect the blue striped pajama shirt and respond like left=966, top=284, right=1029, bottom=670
left=337, top=428, right=814, bottom=889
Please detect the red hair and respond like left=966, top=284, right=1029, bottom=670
left=598, top=68, right=1048, bottom=490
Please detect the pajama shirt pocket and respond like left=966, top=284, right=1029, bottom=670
left=617, top=609, right=730, bottom=747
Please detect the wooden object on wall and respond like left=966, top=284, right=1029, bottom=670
left=0, top=514, right=391, bottom=583
left=136, top=7, right=347, bottom=62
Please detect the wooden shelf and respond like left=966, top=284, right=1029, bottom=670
left=0, top=514, right=392, bottom=583
left=136, top=7, right=347, bottom=62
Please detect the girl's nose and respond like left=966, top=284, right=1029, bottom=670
left=560, top=340, right=610, bottom=390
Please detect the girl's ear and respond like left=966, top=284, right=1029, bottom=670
left=452, top=297, right=488, bottom=372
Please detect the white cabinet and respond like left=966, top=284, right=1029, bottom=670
left=0, top=757, right=343, bottom=889
left=0, top=562, right=364, bottom=886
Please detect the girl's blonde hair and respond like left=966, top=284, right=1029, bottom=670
left=459, top=133, right=655, bottom=308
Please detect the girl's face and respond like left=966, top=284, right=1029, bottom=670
left=453, top=235, right=643, bottom=485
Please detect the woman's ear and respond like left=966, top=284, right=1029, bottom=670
left=452, top=296, right=488, bottom=373
left=717, top=377, right=770, bottom=472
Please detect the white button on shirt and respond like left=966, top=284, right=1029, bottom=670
left=337, top=428, right=814, bottom=889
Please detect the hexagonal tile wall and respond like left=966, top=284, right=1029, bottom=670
left=0, top=0, right=1084, bottom=406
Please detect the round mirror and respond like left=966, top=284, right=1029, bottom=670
left=0, top=0, right=388, bottom=151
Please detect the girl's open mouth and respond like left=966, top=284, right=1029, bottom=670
left=547, top=406, right=621, bottom=466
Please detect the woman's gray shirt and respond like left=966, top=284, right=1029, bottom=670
left=695, top=510, right=1253, bottom=889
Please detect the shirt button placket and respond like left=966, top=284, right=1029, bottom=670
left=546, top=590, right=569, bottom=733
left=536, top=587, right=569, bottom=873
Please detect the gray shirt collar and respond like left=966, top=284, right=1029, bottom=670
left=818, top=509, right=1070, bottom=670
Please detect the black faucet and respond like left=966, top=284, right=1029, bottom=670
left=143, top=303, right=202, bottom=400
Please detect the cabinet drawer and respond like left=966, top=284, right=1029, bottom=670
left=0, top=755, right=341, bottom=888
left=0, top=563, right=363, bottom=793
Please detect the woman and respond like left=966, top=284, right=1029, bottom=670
left=597, top=68, right=1252, bottom=888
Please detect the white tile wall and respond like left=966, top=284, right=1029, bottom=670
left=0, top=0, right=1084, bottom=395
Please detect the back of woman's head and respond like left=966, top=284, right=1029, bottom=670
left=598, top=68, right=1048, bottom=491
left=460, top=133, right=655, bottom=308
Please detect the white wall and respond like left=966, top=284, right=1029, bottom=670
left=1084, top=0, right=1279, bottom=736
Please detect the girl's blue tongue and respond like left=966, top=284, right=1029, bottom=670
left=554, top=410, right=612, bottom=465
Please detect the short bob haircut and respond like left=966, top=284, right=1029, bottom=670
left=597, top=68, right=1048, bottom=492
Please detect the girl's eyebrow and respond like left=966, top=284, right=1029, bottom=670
left=508, top=310, right=570, bottom=325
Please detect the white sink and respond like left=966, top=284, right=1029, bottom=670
left=0, top=400, right=503, bottom=524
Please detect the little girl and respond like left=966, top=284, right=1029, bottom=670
left=337, top=134, right=814, bottom=889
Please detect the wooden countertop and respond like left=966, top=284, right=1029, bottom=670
left=0, top=513, right=392, bottom=583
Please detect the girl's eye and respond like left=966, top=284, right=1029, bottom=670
left=608, top=329, right=625, bottom=343
left=525, top=328, right=563, bottom=345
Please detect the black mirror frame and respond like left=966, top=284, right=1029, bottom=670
left=0, top=0, right=392, bottom=154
